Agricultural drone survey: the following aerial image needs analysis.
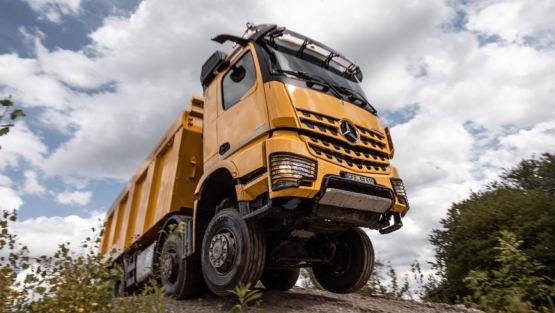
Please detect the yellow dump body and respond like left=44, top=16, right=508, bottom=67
left=100, top=97, right=204, bottom=258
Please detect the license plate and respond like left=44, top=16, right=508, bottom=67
left=341, top=172, right=375, bottom=185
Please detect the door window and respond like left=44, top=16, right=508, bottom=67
left=222, top=51, right=257, bottom=110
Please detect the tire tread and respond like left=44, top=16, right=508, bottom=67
left=201, top=209, right=266, bottom=296
left=313, top=227, right=374, bottom=294
left=260, top=268, right=300, bottom=291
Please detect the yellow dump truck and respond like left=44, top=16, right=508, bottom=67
left=101, top=23, right=410, bottom=298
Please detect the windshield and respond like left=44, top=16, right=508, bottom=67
left=259, top=37, right=371, bottom=111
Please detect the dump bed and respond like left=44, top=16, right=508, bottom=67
left=100, top=97, right=204, bottom=258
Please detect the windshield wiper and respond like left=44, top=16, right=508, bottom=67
left=274, top=70, right=342, bottom=99
left=334, top=85, right=377, bottom=114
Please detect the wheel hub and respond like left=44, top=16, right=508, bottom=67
left=331, top=242, right=352, bottom=276
left=161, top=249, right=178, bottom=282
left=209, top=232, right=236, bottom=273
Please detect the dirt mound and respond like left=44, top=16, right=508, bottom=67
left=164, top=287, right=484, bottom=313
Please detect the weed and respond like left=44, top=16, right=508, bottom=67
left=227, top=283, right=265, bottom=313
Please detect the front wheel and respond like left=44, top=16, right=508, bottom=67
left=313, top=227, right=374, bottom=294
left=201, top=209, right=266, bottom=296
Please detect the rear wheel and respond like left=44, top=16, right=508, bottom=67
left=160, top=233, right=201, bottom=299
left=201, top=209, right=266, bottom=296
left=112, top=261, right=126, bottom=298
left=313, top=227, right=374, bottom=294
left=260, top=268, right=300, bottom=291
left=112, top=278, right=125, bottom=298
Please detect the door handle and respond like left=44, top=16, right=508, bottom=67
left=219, top=142, right=230, bottom=155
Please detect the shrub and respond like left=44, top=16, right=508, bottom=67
left=464, top=230, right=555, bottom=312
left=0, top=210, right=170, bottom=313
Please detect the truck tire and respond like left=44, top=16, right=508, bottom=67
left=313, top=227, right=374, bottom=294
left=260, top=268, right=300, bottom=291
left=160, top=233, right=201, bottom=299
left=112, top=261, right=127, bottom=298
left=201, top=209, right=266, bottom=296
left=112, top=279, right=124, bottom=298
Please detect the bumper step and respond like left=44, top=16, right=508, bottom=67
left=379, top=212, right=403, bottom=234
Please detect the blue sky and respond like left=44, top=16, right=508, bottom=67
left=1, top=0, right=555, bottom=271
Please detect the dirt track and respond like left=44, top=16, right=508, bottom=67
left=164, top=287, right=484, bottom=313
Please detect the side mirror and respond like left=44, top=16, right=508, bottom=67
left=230, top=66, right=247, bottom=83
left=201, top=51, right=228, bottom=88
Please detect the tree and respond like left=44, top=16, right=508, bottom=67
left=358, top=259, right=412, bottom=298
left=428, top=153, right=555, bottom=304
left=464, top=230, right=554, bottom=312
left=0, top=96, right=26, bottom=149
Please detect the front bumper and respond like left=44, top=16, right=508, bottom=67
left=306, top=175, right=395, bottom=230
left=317, top=176, right=393, bottom=214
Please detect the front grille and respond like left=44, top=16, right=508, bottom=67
left=297, top=109, right=391, bottom=174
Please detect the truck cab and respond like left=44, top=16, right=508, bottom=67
left=101, top=23, right=409, bottom=299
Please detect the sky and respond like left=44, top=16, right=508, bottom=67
left=1, top=0, right=555, bottom=278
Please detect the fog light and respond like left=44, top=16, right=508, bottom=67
left=390, top=179, right=408, bottom=205
left=269, top=154, right=317, bottom=191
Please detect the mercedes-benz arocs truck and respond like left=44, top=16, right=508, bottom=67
left=100, top=23, right=410, bottom=298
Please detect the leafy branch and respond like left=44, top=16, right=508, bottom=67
left=0, top=96, right=26, bottom=148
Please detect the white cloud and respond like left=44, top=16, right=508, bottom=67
left=61, top=175, right=90, bottom=189
left=0, top=173, right=12, bottom=186
left=0, top=121, right=48, bottom=170
left=22, top=171, right=46, bottom=196
left=35, top=42, right=111, bottom=89
left=22, top=0, right=82, bottom=23
left=0, top=188, right=23, bottom=211
left=7, top=211, right=105, bottom=257
left=479, top=121, right=555, bottom=170
left=0, top=53, right=72, bottom=111
left=0, top=174, right=23, bottom=212
left=55, top=190, right=92, bottom=205
left=465, top=0, right=555, bottom=47
left=497, top=121, right=555, bottom=151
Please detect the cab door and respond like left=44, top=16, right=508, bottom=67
left=216, top=47, right=269, bottom=167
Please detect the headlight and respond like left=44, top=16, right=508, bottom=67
left=269, top=154, right=317, bottom=191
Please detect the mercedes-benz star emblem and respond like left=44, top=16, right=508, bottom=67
left=339, top=121, right=359, bottom=143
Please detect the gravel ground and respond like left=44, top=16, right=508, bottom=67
left=163, top=287, right=484, bottom=313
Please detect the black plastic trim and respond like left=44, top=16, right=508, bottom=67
left=211, top=34, right=248, bottom=46
left=237, top=167, right=267, bottom=185
left=248, top=24, right=277, bottom=42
